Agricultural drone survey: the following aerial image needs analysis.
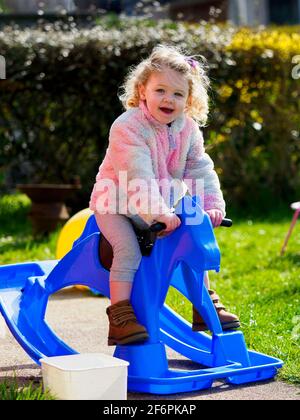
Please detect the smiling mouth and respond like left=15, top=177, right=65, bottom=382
left=160, top=107, right=174, bottom=114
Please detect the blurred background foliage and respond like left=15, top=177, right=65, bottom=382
left=0, top=17, right=299, bottom=213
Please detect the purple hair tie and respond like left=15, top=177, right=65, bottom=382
left=185, top=56, right=198, bottom=69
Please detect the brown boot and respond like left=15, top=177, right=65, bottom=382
left=106, top=299, right=149, bottom=346
left=192, top=290, right=240, bottom=331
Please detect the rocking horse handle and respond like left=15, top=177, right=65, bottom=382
left=150, top=222, right=167, bottom=232
left=150, top=218, right=232, bottom=231
left=220, top=218, right=233, bottom=227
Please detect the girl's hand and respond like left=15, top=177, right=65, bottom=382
left=206, top=209, right=223, bottom=227
left=155, top=212, right=181, bottom=238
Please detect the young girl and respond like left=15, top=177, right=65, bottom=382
left=89, top=45, right=240, bottom=346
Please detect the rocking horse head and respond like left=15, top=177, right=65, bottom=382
left=130, top=195, right=221, bottom=341
left=153, top=195, right=221, bottom=276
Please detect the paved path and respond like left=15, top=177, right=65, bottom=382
left=0, top=289, right=299, bottom=400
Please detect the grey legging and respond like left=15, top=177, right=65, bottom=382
left=95, top=213, right=146, bottom=283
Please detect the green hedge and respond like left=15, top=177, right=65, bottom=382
left=0, top=18, right=299, bottom=210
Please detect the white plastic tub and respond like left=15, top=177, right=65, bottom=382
left=40, top=353, right=129, bottom=400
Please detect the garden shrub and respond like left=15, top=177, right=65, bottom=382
left=0, top=18, right=299, bottom=210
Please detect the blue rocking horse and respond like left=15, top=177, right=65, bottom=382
left=0, top=195, right=283, bottom=394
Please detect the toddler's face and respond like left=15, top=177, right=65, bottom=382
left=138, top=67, right=190, bottom=125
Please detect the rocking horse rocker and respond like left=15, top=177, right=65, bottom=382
left=0, top=195, right=283, bottom=394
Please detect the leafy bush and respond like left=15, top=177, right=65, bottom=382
left=0, top=18, right=299, bottom=209
left=208, top=27, right=300, bottom=207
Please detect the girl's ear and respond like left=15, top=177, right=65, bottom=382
left=185, top=95, right=192, bottom=113
left=138, top=83, right=146, bottom=100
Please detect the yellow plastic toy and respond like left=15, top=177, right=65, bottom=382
left=56, top=208, right=93, bottom=259
left=56, top=208, right=94, bottom=291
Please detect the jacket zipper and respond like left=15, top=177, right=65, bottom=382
left=166, top=125, right=176, bottom=208
left=167, top=125, right=177, bottom=150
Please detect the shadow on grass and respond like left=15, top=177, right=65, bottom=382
left=250, top=284, right=300, bottom=306
left=267, top=252, right=300, bottom=269
left=227, top=202, right=295, bottom=224
left=0, top=218, right=32, bottom=236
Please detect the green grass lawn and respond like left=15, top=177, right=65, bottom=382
left=0, top=193, right=300, bottom=395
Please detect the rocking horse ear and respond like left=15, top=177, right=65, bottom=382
left=178, top=195, right=204, bottom=225
left=180, top=194, right=201, bottom=211
left=191, top=195, right=201, bottom=208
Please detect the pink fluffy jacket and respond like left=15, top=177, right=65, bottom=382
left=89, top=101, right=225, bottom=226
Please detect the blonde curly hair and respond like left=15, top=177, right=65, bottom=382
left=118, top=44, right=210, bottom=126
